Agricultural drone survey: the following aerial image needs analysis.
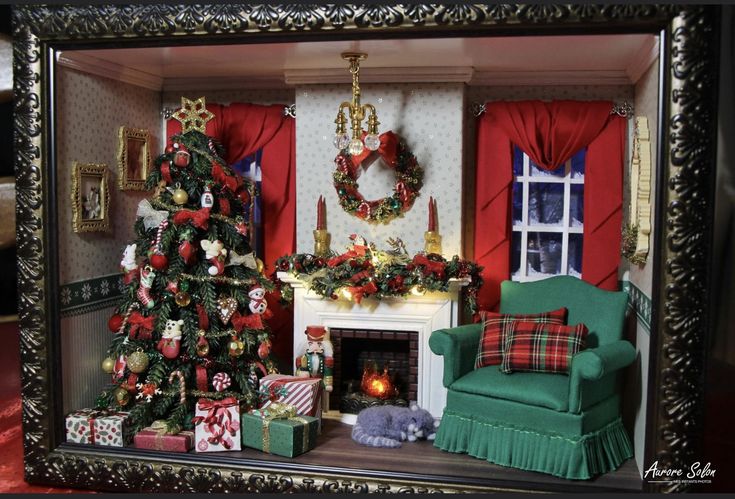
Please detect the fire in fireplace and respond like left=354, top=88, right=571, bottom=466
left=329, top=328, right=418, bottom=414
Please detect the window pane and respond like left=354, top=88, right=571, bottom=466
left=512, top=181, right=523, bottom=226
left=568, top=233, right=584, bottom=278
left=570, top=184, right=584, bottom=227
left=571, top=148, right=586, bottom=179
left=513, top=145, right=524, bottom=176
left=530, top=158, right=564, bottom=178
left=528, top=183, right=564, bottom=226
left=511, top=233, right=522, bottom=280
left=527, top=232, right=562, bottom=277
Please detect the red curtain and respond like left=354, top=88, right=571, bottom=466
left=474, top=100, right=624, bottom=311
left=167, top=102, right=296, bottom=364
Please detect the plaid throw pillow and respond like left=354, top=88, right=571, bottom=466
left=500, top=321, right=589, bottom=375
left=474, top=307, right=567, bottom=369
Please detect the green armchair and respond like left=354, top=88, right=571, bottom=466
left=429, top=276, right=635, bottom=480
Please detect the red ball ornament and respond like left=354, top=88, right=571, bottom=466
left=174, top=150, right=190, bottom=167
left=108, top=314, right=124, bottom=333
left=150, top=253, right=169, bottom=271
left=165, top=145, right=175, bottom=154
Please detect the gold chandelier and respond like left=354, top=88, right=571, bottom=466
left=333, top=52, right=380, bottom=155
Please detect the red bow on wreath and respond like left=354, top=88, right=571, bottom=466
left=173, top=208, right=210, bottom=229
left=192, top=397, right=240, bottom=449
left=127, top=312, right=155, bottom=340
left=412, top=254, right=447, bottom=280
left=350, top=131, right=399, bottom=168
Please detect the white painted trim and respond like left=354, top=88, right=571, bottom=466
left=56, top=51, right=163, bottom=91
left=163, top=75, right=289, bottom=92
left=625, top=36, right=659, bottom=84
left=470, top=69, right=632, bottom=86
left=285, top=66, right=474, bottom=85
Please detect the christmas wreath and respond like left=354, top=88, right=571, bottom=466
left=333, top=131, right=423, bottom=224
left=275, top=235, right=483, bottom=315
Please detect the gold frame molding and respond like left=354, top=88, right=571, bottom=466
left=11, top=3, right=720, bottom=494
left=70, top=161, right=111, bottom=233
left=117, top=126, right=152, bottom=191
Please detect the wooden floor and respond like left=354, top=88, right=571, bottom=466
left=206, top=418, right=643, bottom=492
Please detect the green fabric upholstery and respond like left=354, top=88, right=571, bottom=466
left=451, top=367, right=570, bottom=412
left=429, top=324, right=482, bottom=387
left=430, top=276, right=635, bottom=480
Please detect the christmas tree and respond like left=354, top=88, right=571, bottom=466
left=99, top=97, right=278, bottom=434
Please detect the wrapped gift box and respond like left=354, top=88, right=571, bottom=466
left=193, top=397, right=241, bottom=452
left=134, top=423, right=194, bottom=452
left=65, top=408, right=132, bottom=447
left=242, top=406, right=318, bottom=457
left=258, top=374, right=322, bottom=419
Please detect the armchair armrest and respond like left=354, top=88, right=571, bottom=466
left=568, top=340, right=636, bottom=413
left=429, top=324, right=482, bottom=388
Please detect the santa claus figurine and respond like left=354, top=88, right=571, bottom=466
left=295, top=326, right=334, bottom=392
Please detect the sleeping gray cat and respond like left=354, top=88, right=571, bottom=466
left=351, top=404, right=439, bottom=448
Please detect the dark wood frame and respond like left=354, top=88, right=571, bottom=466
left=12, top=4, right=719, bottom=493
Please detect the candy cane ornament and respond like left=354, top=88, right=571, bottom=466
left=168, top=370, right=187, bottom=405
left=150, top=220, right=169, bottom=270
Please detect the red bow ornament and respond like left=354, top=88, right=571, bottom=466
left=412, top=254, right=447, bottom=280
left=211, top=162, right=241, bottom=193
left=231, top=311, right=264, bottom=333
left=172, top=208, right=210, bottom=229
left=127, top=312, right=155, bottom=340
left=347, top=280, right=378, bottom=304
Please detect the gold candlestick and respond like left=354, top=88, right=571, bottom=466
left=424, top=230, right=442, bottom=255
left=314, top=229, right=331, bottom=257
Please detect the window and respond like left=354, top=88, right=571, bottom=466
left=231, top=149, right=263, bottom=259
left=511, top=146, right=585, bottom=282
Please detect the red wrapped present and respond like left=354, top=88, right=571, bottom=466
left=134, top=421, right=194, bottom=452
left=258, top=374, right=323, bottom=419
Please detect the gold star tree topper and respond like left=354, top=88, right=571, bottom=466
left=172, top=96, right=214, bottom=133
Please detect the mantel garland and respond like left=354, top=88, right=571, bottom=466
left=333, top=131, right=423, bottom=224
left=275, top=236, right=483, bottom=314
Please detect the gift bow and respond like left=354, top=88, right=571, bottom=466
left=193, top=397, right=240, bottom=450
left=128, top=312, right=155, bottom=340
left=412, top=254, right=446, bottom=279
left=172, top=208, right=210, bottom=229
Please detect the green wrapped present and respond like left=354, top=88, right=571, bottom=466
left=242, top=403, right=318, bottom=457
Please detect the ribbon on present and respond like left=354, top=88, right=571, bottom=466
left=255, top=402, right=295, bottom=454
left=192, top=397, right=240, bottom=450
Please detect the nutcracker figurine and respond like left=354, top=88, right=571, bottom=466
left=295, top=326, right=334, bottom=392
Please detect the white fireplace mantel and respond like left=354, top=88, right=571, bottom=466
left=278, top=272, right=469, bottom=419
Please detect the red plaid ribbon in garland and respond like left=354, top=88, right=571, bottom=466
left=474, top=307, right=567, bottom=369
left=500, top=321, right=588, bottom=374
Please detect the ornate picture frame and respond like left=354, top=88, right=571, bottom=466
left=70, top=162, right=110, bottom=233
left=117, top=126, right=151, bottom=191
left=11, top=4, right=720, bottom=494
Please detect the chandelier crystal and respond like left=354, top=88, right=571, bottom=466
left=333, top=52, right=380, bottom=155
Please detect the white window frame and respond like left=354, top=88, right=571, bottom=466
left=511, top=152, right=584, bottom=282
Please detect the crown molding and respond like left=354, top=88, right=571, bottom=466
left=625, top=36, right=660, bottom=84
left=162, top=75, right=289, bottom=92
left=56, top=51, right=163, bottom=91
left=469, top=70, right=633, bottom=86
left=285, top=66, right=474, bottom=85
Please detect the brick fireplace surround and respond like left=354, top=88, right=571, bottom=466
left=278, top=272, right=468, bottom=420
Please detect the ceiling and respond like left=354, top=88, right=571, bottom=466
left=57, top=34, right=658, bottom=91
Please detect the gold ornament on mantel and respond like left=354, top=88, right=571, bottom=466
left=172, top=96, right=215, bottom=134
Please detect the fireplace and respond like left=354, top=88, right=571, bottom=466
left=330, top=328, right=418, bottom=413
left=279, top=272, right=468, bottom=420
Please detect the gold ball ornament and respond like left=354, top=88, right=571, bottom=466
left=172, top=187, right=189, bottom=205
left=256, top=258, right=265, bottom=274
left=101, top=357, right=115, bottom=374
left=228, top=337, right=245, bottom=357
left=126, top=350, right=149, bottom=374
left=175, top=290, right=192, bottom=307
left=114, top=386, right=131, bottom=407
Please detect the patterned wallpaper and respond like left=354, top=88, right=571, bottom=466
left=296, top=83, right=464, bottom=256
left=57, top=66, right=161, bottom=285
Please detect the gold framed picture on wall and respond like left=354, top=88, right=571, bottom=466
left=117, top=126, right=151, bottom=190
left=71, top=161, right=110, bottom=233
